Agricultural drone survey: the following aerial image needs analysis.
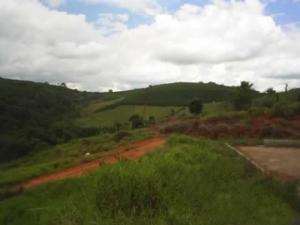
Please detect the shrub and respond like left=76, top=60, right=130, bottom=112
left=271, top=102, right=297, bottom=118
left=188, top=99, right=203, bottom=115
left=129, top=114, right=144, bottom=129
left=252, top=96, right=276, bottom=108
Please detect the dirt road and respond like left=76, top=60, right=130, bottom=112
left=20, top=137, right=166, bottom=189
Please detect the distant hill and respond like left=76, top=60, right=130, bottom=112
left=109, top=82, right=260, bottom=106
left=0, top=77, right=101, bottom=162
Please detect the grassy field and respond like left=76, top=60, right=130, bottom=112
left=0, top=129, right=153, bottom=188
left=77, top=105, right=186, bottom=127
left=80, top=98, right=124, bottom=116
left=0, top=135, right=295, bottom=225
left=107, top=82, right=244, bottom=106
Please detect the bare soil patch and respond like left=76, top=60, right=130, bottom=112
left=20, top=137, right=166, bottom=189
left=238, top=146, right=300, bottom=181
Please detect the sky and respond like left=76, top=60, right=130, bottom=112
left=0, top=0, right=300, bottom=92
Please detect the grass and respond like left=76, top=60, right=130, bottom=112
left=110, top=82, right=242, bottom=106
left=0, top=129, right=153, bottom=188
left=0, top=135, right=295, bottom=225
left=76, top=105, right=184, bottom=127
left=80, top=98, right=124, bottom=116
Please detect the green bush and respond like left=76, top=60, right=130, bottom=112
left=129, top=114, right=144, bottom=129
left=188, top=99, right=203, bottom=115
left=252, top=96, right=277, bottom=108
left=271, top=102, right=299, bottom=118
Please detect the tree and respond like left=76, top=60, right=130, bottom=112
left=240, top=81, right=253, bottom=90
left=60, top=82, right=67, bottom=88
left=189, top=99, right=203, bottom=115
left=266, top=88, right=276, bottom=95
left=129, top=114, right=144, bottom=129
left=233, top=81, right=254, bottom=110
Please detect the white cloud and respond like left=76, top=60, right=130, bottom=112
left=81, top=0, right=163, bottom=16
left=0, top=0, right=300, bottom=92
left=96, top=13, right=129, bottom=35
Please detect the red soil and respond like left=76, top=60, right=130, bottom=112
left=20, top=137, right=166, bottom=189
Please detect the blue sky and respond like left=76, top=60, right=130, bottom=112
left=48, top=0, right=300, bottom=28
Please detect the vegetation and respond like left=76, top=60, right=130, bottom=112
left=233, top=81, right=258, bottom=110
left=0, top=78, right=102, bottom=162
left=109, top=82, right=242, bottom=106
left=188, top=99, right=203, bottom=115
left=129, top=114, right=144, bottom=129
left=0, top=136, right=295, bottom=225
left=0, top=129, right=153, bottom=190
left=76, top=105, right=183, bottom=128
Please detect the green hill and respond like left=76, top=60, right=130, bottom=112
left=0, top=77, right=101, bottom=162
left=108, top=82, right=260, bottom=106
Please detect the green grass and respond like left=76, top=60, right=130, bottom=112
left=0, top=135, right=295, bottom=225
left=107, top=82, right=246, bottom=106
left=80, top=98, right=124, bottom=116
left=0, top=129, right=153, bottom=187
left=77, top=105, right=184, bottom=127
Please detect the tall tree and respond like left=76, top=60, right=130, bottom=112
left=233, top=81, right=254, bottom=110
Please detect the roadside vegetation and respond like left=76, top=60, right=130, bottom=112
left=0, top=129, right=153, bottom=190
left=0, top=135, right=295, bottom=225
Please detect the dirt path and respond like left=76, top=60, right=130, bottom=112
left=20, top=137, right=166, bottom=189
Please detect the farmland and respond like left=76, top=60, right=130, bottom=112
left=76, top=104, right=187, bottom=127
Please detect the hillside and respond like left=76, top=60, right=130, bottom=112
left=0, top=136, right=294, bottom=225
left=0, top=78, right=101, bottom=162
left=106, top=82, right=260, bottom=106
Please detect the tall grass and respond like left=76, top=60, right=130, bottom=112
left=0, top=135, right=295, bottom=225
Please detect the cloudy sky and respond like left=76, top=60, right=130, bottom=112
left=0, top=0, right=300, bottom=92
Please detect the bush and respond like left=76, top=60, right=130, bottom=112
left=129, top=114, right=144, bottom=129
left=252, top=96, right=277, bottom=108
left=271, top=102, right=297, bottom=118
left=188, top=99, right=203, bottom=115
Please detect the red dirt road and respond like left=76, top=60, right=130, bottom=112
left=238, top=146, right=300, bottom=181
left=21, top=137, right=166, bottom=189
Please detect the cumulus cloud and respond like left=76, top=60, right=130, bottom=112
left=0, top=0, right=300, bottom=92
left=96, top=13, right=129, bottom=35
left=81, top=0, right=163, bottom=16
